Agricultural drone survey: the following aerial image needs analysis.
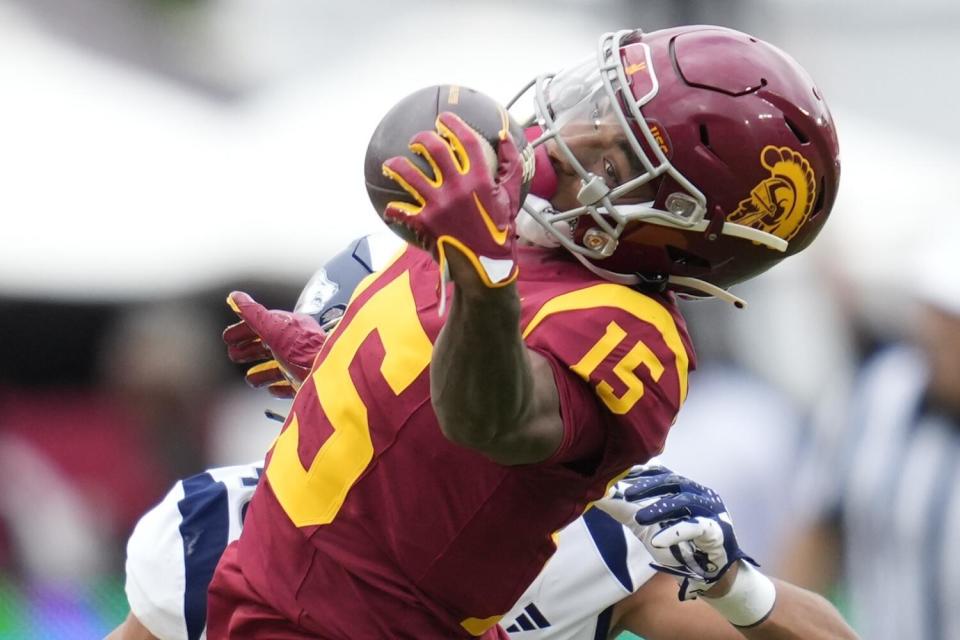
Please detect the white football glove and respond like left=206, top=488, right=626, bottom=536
left=595, top=466, right=758, bottom=600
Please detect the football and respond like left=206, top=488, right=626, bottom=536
left=363, top=84, right=531, bottom=245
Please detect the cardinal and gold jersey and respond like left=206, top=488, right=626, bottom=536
left=208, top=244, right=694, bottom=639
left=125, top=462, right=655, bottom=640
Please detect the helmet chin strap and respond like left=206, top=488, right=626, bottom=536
left=519, top=186, right=751, bottom=308
left=570, top=251, right=748, bottom=308
left=517, top=195, right=566, bottom=248
left=667, top=276, right=748, bottom=309
left=568, top=250, right=640, bottom=285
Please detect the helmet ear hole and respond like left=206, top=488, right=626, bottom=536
left=666, top=245, right=712, bottom=271
left=699, top=124, right=721, bottom=159
left=784, top=116, right=810, bottom=144
left=810, top=176, right=827, bottom=220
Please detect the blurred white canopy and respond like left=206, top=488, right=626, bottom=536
left=0, top=1, right=616, bottom=299
left=0, top=1, right=956, bottom=302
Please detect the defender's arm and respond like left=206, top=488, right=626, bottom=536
left=599, top=468, right=858, bottom=640
left=615, top=570, right=858, bottom=640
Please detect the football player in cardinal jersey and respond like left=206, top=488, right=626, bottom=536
left=200, top=26, right=839, bottom=639
left=112, top=236, right=855, bottom=640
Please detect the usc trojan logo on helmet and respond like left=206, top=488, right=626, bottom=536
left=728, top=146, right=816, bottom=242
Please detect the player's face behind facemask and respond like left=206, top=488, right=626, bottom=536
left=537, top=59, right=659, bottom=216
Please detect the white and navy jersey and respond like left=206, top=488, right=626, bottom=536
left=797, top=345, right=960, bottom=640
left=125, top=462, right=263, bottom=640
left=125, top=465, right=655, bottom=640
left=502, top=507, right=656, bottom=639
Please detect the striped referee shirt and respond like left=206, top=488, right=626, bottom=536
left=799, top=345, right=960, bottom=640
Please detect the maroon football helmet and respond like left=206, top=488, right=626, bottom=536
left=512, top=26, right=840, bottom=306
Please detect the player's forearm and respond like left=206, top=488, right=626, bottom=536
left=431, top=276, right=532, bottom=448
left=737, top=579, right=858, bottom=640
left=430, top=249, right=560, bottom=464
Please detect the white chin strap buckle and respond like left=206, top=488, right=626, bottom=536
left=516, top=195, right=569, bottom=248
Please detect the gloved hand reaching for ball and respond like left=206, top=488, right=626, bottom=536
left=223, top=291, right=327, bottom=398
left=381, top=111, right=526, bottom=290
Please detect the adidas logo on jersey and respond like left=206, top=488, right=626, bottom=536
left=504, top=603, right=551, bottom=633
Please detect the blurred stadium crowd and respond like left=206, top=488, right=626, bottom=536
left=1, top=0, right=958, bottom=638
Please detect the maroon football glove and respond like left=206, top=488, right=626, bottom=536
left=224, top=291, right=326, bottom=398
left=381, top=111, right=525, bottom=289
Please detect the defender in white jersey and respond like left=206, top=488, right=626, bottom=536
left=121, top=462, right=653, bottom=640
left=118, top=462, right=855, bottom=640
left=112, top=235, right=856, bottom=640
left=124, top=463, right=264, bottom=640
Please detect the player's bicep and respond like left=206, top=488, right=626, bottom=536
left=469, top=347, right=564, bottom=466
left=526, top=346, right=565, bottom=446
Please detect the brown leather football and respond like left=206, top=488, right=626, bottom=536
left=363, top=84, right=530, bottom=245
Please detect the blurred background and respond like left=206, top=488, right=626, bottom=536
left=1, top=0, right=958, bottom=638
